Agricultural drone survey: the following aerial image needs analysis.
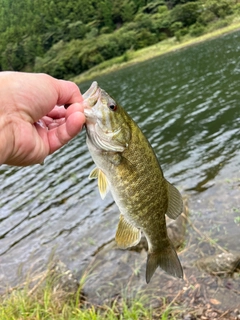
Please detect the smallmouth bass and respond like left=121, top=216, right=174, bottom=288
left=83, top=82, right=183, bottom=283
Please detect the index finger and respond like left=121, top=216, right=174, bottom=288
left=54, top=80, right=84, bottom=106
left=47, top=105, right=66, bottom=119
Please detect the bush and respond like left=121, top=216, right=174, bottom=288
left=134, top=14, right=154, bottom=30
left=100, top=26, right=113, bottom=34
left=141, top=1, right=166, bottom=14
left=67, top=21, right=88, bottom=40
left=197, top=10, right=217, bottom=26
left=189, top=23, right=205, bottom=37
left=136, top=29, right=158, bottom=49
left=174, top=27, right=189, bottom=41
left=166, top=0, right=200, bottom=10
left=1, top=42, right=26, bottom=70
left=151, top=10, right=172, bottom=35
left=96, top=35, right=119, bottom=60
left=158, top=5, right=169, bottom=14
left=117, top=30, right=138, bottom=51
left=171, top=2, right=201, bottom=27
left=158, top=32, right=168, bottom=41
left=205, top=0, right=234, bottom=18
left=34, top=40, right=83, bottom=78
left=85, top=27, right=98, bottom=39
left=208, top=17, right=233, bottom=31
left=170, top=21, right=183, bottom=33
left=80, top=51, right=104, bottom=70
left=232, top=3, right=240, bottom=15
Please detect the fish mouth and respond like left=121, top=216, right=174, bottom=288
left=82, top=81, right=99, bottom=100
left=83, top=81, right=101, bottom=120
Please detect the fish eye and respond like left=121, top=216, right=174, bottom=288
left=109, top=104, right=117, bottom=111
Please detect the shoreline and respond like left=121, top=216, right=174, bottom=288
left=72, top=20, right=240, bottom=85
left=1, top=176, right=240, bottom=319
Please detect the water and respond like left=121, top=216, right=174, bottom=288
left=0, top=31, right=240, bottom=290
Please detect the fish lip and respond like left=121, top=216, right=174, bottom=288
left=83, top=81, right=102, bottom=124
left=83, top=82, right=102, bottom=120
left=83, top=93, right=100, bottom=119
left=82, top=81, right=99, bottom=100
left=83, top=108, right=94, bottom=119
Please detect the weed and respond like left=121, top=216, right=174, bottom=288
left=234, top=216, right=240, bottom=225
left=0, top=268, right=180, bottom=320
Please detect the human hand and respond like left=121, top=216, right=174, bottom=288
left=0, top=72, right=85, bottom=166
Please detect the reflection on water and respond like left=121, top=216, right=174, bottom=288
left=0, top=31, right=240, bottom=288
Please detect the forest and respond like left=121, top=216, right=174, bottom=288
left=0, top=0, right=239, bottom=79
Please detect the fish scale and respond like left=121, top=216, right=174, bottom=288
left=83, top=81, right=183, bottom=283
left=109, top=126, right=167, bottom=235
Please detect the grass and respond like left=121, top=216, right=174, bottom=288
left=72, top=17, right=240, bottom=85
left=234, top=216, right=240, bottom=225
left=0, top=288, right=176, bottom=320
left=0, top=268, right=179, bottom=320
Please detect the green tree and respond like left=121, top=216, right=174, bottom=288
left=1, top=42, right=26, bottom=70
left=170, top=2, right=200, bottom=26
left=121, top=0, right=137, bottom=22
left=0, top=0, right=238, bottom=77
left=97, top=0, right=114, bottom=30
left=204, top=0, right=234, bottom=18
left=165, top=0, right=198, bottom=9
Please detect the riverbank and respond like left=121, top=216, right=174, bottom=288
left=1, top=175, right=240, bottom=319
left=72, top=18, right=240, bottom=85
left=1, top=255, right=239, bottom=320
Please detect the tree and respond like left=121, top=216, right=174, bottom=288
left=165, top=0, right=198, bottom=10
left=97, top=0, right=114, bottom=30
left=121, top=0, right=137, bottom=22
left=170, top=2, right=200, bottom=26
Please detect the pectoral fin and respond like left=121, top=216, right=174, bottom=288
left=88, top=167, right=99, bottom=179
left=166, top=181, right=183, bottom=220
left=115, top=214, right=141, bottom=249
left=88, top=167, right=109, bottom=199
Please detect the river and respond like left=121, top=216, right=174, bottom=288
left=0, top=31, right=240, bottom=309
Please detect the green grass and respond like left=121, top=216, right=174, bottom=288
left=72, top=17, right=240, bottom=85
left=0, top=289, right=174, bottom=320
left=234, top=216, right=240, bottom=225
left=0, top=270, right=179, bottom=320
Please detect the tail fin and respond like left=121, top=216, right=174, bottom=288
left=146, top=242, right=183, bottom=283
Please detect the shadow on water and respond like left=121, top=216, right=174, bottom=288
left=0, top=31, right=240, bottom=309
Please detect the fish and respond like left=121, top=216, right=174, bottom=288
left=83, top=81, right=183, bottom=283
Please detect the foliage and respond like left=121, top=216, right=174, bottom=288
left=189, top=22, right=205, bottom=37
left=0, top=268, right=178, bottom=320
left=170, top=2, right=200, bottom=27
left=204, top=0, right=234, bottom=18
left=0, top=0, right=239, bottom=78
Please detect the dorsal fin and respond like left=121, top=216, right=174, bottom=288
left=166, top=181, right=183, bottom=219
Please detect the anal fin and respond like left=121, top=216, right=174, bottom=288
left=115, top=214, right=141, bottom=249
left=166, top=181, right=183, bottom=219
